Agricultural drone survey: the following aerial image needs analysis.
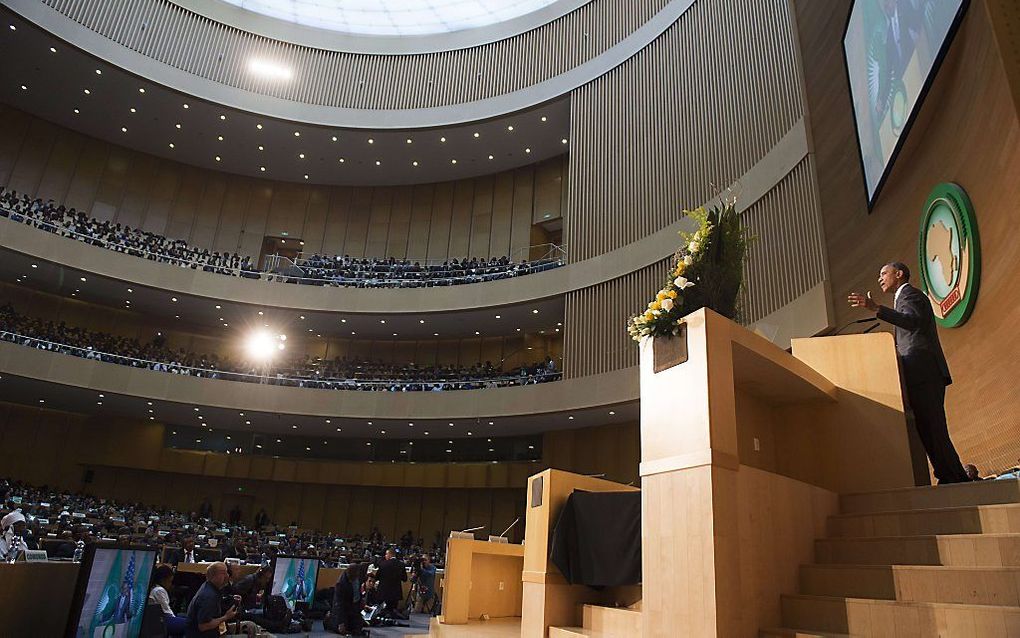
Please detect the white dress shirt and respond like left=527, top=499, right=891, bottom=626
left=894, top=282, right=909, bottom=307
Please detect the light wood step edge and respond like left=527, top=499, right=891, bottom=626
left=783, top=593, right=1020, bottom=612
left=829, top=501, right=1020, bottom=521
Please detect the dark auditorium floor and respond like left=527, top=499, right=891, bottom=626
left=301, top=612, right=431, bottom=636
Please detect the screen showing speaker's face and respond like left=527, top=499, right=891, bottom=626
left=843, top=0, right=966, bottom=203
left=72, top=548, right=156, bottom=638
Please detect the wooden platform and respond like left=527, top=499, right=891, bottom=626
left=428, top=616, right=521, bottom=637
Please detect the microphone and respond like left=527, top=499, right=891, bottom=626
left=584, top=473, right=607, bottom=478
left=831, top=317, right=879, bottom=336
left=458, top=526, right=486, bottom=534
left=499, top=518, right=520, bottom=539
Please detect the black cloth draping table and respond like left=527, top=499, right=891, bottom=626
left=549, top=489, right=641, bottom=587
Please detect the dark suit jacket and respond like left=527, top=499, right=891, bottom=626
left=876, top=283, right=952, bottom=387
left=375, top=558, right=407, bottom=603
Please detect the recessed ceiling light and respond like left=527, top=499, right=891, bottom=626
left=412, top=161, right=418, bottom=166
left=49, top=47, right=56, bottom=53
left=214, top=305, right=220, bottom=309
left=256, top=123, right=263, bottom=130
left=258, top=311, right=263, bottom=316
left=488, top=155, right=494, bottom=160
left=525, top=148, right=531, bottom=153
left=138, top=87, right=145, bottom=93
left=406, top=138, right=412, bottom=144
left=375, top=160, right=381, bottom=166
left=171, top=297, right=178, bottom=302
left=73, top=109, right=79, bottom=114
left=532, top=309, right=539, bottom=314
left=298, top=153, right=304, bottom=158
left=451, top=159, right=457, bottom=164
left=83, top=89, right=90, bottom=95
left=494, top=314, right=500, bottom=319
left=568, top=415, right=574, bottom=420
left=609, top=411, right=616, bottom=415
left=440, top=136, right=447, bottom=142
left=260, top=166, right=266, bottom=171
left=214, top=156, right=221, bottom=162
left=293, top=131, right=300, bottom=137
left=168, top=143, right=175, bottom=149
left=541, top=116, right=548, bottom=122
left=121, top=127, right=128, bottom=133
left=331, top=135, right=338, bottom=142
left=20, top=84, right=27, bottom=91
left=8, top=25, right=14, bottom=30
left=258, top=145, right=264, bottom=151
left=367, top=138, right=374, bottom=144
left=219, top=114, right=226, bottom=120
left=182, top=103, right=189, bottom=109
left=473, top=132, right=480, bottom=138
left=339, top=157, right=345, bottom=163
left=562, top=138, right=568, bottom=144
left=175, top=123, right=181, bottom=129
left=30, top=264, right=37, bottom=268
left=217, top=135, right=224, bottom=141
left=507, top=125, right=514, bottom=131
left=80, top=277, right=86, bottom=282
left=304, top=174, right=309, bottom=180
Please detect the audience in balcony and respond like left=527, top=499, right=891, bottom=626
left=0, top=187, right=563, bottom=288
left=0, top=303, right=562, bottom=390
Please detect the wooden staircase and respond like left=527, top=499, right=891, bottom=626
left=549, top=603, right=642, bottom=638
left=762, top=479, right=1020, bottom=637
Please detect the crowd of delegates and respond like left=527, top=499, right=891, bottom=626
left=0, top=186, right=564, bottom=288
left=0, top=303, right=562, bottom=391
left=1, top=480, right=441, bottom=635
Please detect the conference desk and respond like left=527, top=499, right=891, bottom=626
left=0, top=561, right=80, bottom=636
left=439, top=538, right=524, bottom=625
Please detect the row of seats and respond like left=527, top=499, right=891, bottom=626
left=0, top=187, right=564, bottom=288
left=0, top=303, right=561, bottom=391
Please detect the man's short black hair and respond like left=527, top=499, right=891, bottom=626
left=154, top=564, right=174, bottom=583
left=885, top=261, right=911, bottom=281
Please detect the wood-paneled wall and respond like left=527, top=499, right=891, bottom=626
left=0, top=402, right=636, bottom=539
left=565, top=0, right=805, bottom=262
left=0, top=105, right=565, bottom=262
left=41, top=0, right=669, bottom=110
left=0, top=283, right=561, bottom=370
left=793, top=0, right=1020, bottom=473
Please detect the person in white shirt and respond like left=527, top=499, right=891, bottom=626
left=149, top=565, right=188, bottom=635
left=0, top=510, right=28, bottom=561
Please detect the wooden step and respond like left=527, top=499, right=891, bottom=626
left=781, top=594, right=1020, bottom=637
left=550, top=627, right=614, bottom=638
left=827, top=503, right=1020, bottom=537
left=839, top=479, right=1020, bottom=515
left=759, top=629, right=850, bottom=638
left=582, top=604, right=641, bottom=636
left=800, top=564, right=1020, bottom=606
left=814, top=533, right=1020, bottom=567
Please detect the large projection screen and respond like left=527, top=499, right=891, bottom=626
left=843, top=0, right=969, bottom=206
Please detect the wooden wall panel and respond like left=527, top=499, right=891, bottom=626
left=0, top=106, right=562, bottom=264
left=793, top=0, right=1020, bottom=474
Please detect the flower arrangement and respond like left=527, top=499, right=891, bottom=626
left=627, top=203, right=749, bottom=342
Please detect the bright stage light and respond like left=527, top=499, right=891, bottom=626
left=246, top=330, right=287, bottom=360
left=248, top=59, right=293, bottom=81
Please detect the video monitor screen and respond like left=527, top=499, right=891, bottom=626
left=843, top=0, right=968, bottom=205
left=270, top=556, right=320, bottom=610
left=67, top=546, right=157, bottom=638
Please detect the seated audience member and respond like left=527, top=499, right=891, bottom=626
left=965, top=464, right=984, bottom=481
left=150, top=565, right=188, bottom=636
left=173, top=538, right=198, bottom=565
left=0, top=509, right=28, bottom=561
left=185, top=562, right=247, bottom=638
left=326, top=563, right=367, bottom=636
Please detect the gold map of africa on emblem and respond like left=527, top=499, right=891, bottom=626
left=919, top=183, right=979, bottom=328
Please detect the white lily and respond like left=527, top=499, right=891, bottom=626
left=673, top=276, right=695, bottom=289
left=660, top=297, right=674, bottom=312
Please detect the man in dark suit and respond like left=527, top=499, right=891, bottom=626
left=375, top=548, right=408, bottom=618
left=849, top=261, right=969, bottom=484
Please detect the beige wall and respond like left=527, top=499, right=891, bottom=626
left=0, top=105, right=565, bottom=262
left=794, top=0, right=1020, bottom=473
left=0, top=401, right=636, bottom=540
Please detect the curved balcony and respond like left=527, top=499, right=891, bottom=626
left=0, top=337, right=637, bottom=438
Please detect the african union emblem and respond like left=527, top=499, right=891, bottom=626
left=917, top=183, right=980, bottom=328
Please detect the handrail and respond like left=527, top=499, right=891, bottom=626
left=0, top=329, right=562, bottom=391
left=0, top=204, right=565, bottom=288
left=294, top=242, right=568, bottom=268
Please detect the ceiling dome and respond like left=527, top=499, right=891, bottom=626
left=218, top=0, right=562, bottom=36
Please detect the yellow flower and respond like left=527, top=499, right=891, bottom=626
left=650, top=300, right=661, bottom=310
left=656, top=291, right=667, bottom=301
left=667, top=290, right=677, bottom=299
left=643, top=310, right=654, bottom=321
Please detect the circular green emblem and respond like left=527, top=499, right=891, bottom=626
left=917, top=183, right=980, bottom=327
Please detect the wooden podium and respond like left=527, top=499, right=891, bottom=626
left=439, top=536, right=524, bottom=625
left=639, top=308, right=916, bottom=637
